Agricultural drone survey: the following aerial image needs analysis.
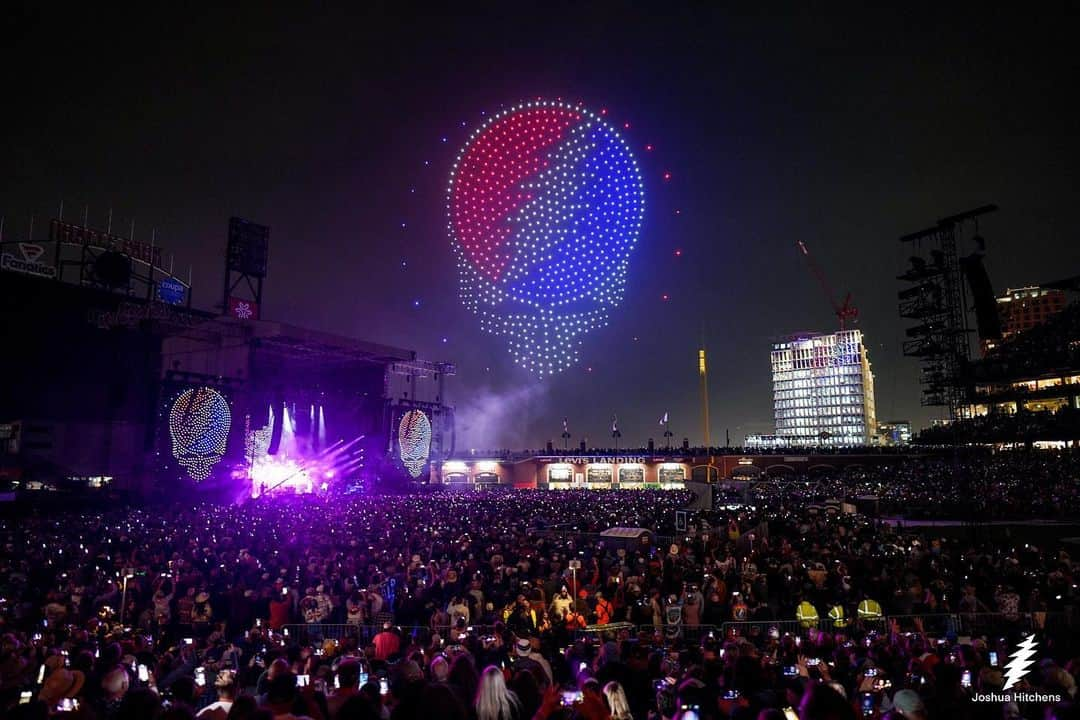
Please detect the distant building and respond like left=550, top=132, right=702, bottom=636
left=983, top=286, right=1067, bottom=353
left=876, top=420, right=912, bottom=446
left=968, top=299, right=1080, bottom=418
left=770, top=330, right=877, bottom=446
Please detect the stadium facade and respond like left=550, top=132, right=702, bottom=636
left=435, top=449, right=909, bottom=488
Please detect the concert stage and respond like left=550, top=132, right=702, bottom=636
left=160, top=316, right=455, bottom=495
left=0, top=216, right=453, bottom=496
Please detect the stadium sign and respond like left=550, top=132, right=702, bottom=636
left=157, top=277, right=186, bottom=305
left=1, top=243, right=56, bottom=278
left=50, top=219, right=163, bottom=267
left=227, top=296, right=258, bottom=320
left=536, top=456, right=648, bottom=464
left=87, top=300, right=202, bottom=330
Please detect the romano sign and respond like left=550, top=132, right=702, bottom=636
left=0, top=243, right=57, bottom=278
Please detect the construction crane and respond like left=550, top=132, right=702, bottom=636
left=797, top=239, right=858, bottom=330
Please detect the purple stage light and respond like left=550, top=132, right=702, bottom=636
left=243, top=404, right=364, bottom=497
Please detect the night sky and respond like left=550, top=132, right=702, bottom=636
left=4, top=4, right=1078, bottom=449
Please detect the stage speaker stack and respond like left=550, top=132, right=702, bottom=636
left=961, top=248, right=1002, bottom=341
left=267, top=394, right=284, bottom=456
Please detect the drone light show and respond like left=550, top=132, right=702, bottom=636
left=168, top=387, right=231, bottom=481
left=448, top=100, right=646, bottom=375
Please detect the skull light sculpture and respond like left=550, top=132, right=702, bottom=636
left=168, top=387, right=231, bottom=481
left=398, top=409, right=432, bottom=478
left=448, top=100, right=645, bottom=375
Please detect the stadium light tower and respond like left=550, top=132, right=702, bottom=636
left=699, top=348, right=711, bottom=450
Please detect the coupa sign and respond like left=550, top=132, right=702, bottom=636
left=1, top=243, right=56, bottom=279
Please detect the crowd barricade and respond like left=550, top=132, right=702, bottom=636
left=852, top=615, right=890, bottom=633
left=884, top=613, right=958, bottom=636
left=720, top=620, right=809, bottom=638
left=954, top=611, right=1074, bottom=637
left=281, top=623, right=432, bottom=646
left=717, top=615, right=961, bottom=639
left=279, top=623, right=510, bottom=646
left=714, top=613, right=1078, bottom=641
left=455, top=625, right=501, bottom=640
left=572, top=622, right=637, bottom=640
left=282, top=612, right=1075, bottom=648
left=635, top=624, right=724, bottom=643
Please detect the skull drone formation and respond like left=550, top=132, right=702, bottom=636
left=448, top=101, right=646, bottom=375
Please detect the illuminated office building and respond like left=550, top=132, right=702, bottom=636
left=771, top=330, right=877, bottom=446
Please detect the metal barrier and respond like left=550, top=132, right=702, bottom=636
left=283, top=611, right=1075, bottom=648
left=280, top=623, right=509, bottom=646
left=954, top=612, right=1074, bottom=637
left=716, top=613, right=1076, bottom=641
left=718, top=615, right=950, bottom=639
left=884, top=614, right=958, bottom=636
left=281, top=624, right=431, bottom=646
left=636, top=624, right=723, bottom=643
left=721, top=620, right=808, bottom=638
left=572, top=622, right=636, bottom=640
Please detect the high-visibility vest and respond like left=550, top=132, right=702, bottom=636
left=828, top=604, right=848, bottom=628
left=857, top=598, right=883, bottom=619
left=796, top=601, right=819, bottom=628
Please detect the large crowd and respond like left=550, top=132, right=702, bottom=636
left=1, top=466, right=1078, bottom=720
left=733, top=452, right=1080, bottom=520
left=915, top=408, right=1080, bottom=446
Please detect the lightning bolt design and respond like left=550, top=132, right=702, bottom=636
left=1002, top=634, right=1038, bottom=690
